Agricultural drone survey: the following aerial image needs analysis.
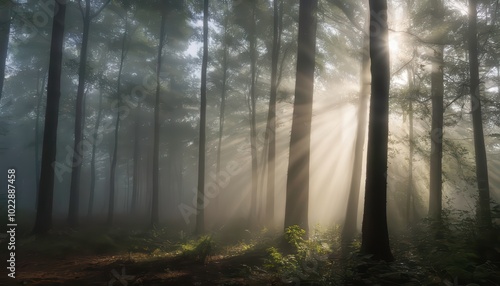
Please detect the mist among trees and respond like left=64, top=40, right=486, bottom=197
left=0, top=0, right=500, bottom=284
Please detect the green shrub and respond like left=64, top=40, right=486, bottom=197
left=181, top=235, right=213, bottom=263
left=265, top=225, right=331, bottom=284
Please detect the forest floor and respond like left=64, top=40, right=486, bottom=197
left=6, top=247, right=278, bottom=285
left=0, top=227, right=282, bottom=285
left=1, top=223, right=500, bottom=286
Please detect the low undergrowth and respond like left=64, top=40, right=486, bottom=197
left=4, top=211, right=500, bottom=285
left=264, top=213, right=500, bottom=286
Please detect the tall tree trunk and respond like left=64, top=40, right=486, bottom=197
left=429, top=45, right=444, bottom=222
left=248, top=3, right=259, bottom=227
left=428, top=0, right=445, bottom=225
left=407, top=63, right=415, bottom=224
left=468, top=0, right=492, bottom=231
left=284, top=0, right=318, bottom=234
left=152, top=7, right=167, bottom=227
left=131, top=103, right=141, bottom=214
left=88, top=87, right=103, bottom=217
left=108, top=14, right=128, bottom=226
left=215, top=0, right=229, bottom=216
left=0, top=1, right=11, bottom=100
left=34, top=69, right=47, bottom=210
left=264, top=0, right=281, bottom=227
left=360, top=0, right=393, bottom=261
left=68, top=0, right=91, bottom=227
left=33, top=0, right=66, bottom=235
left=342, top=17, right=370, bottom=245
left=195, top=0, right=209, bottom=235
left=126, top=159, right=130, bottom=212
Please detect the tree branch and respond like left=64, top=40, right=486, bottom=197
left=91, top=0, right=111, bottom=19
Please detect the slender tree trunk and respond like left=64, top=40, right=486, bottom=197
left=152, top=8, right=167, bottom=227
left=215, top=0, right=229, bottom=215
left=126, top=159, right=130, bottom=212
left=248, top=3, right=259, bottom=227
left=264, top=0, right=281, bottom=227
left=429, top=45, right=444, bottom=222
left=108, top=15, right=128, bottom=226
left=284, top=0, right=318, bottom=235
left=195, top=0, right=209, bottom=235
left=360, top=0, right=393, bottom=261
left=0, top=2, right=11, bottom=100
left=468, top=0, right=492, bottom=231
left=34, top=69, right=47, bottom=210
left=33, top=0, right=66, bottom=235
left=131, top=103, right=141, bottom=214
left=342, top=17, right=370, bottom=245
left=88, top=87, right=103, bottom=217
left=68, top=0, right=91, bottom=227
left=407, top=63, right=415, bottom=224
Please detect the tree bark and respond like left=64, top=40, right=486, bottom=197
left=34, top=69, right=47, bottom=210
left=342, top=16, right=370, bottom=245
left=468, top=0, right=492, bottom=231
left=284, top=0, right=318, bottom=235
left=360, top=0, right=393, bottom=261
left=407, top=63, right=415, bottom=224
left=215, top=0, right=229, bottom=218
left=68, top=0, right=91, bottom=227
left=131, top=102, right=141, bottom=214
left=108, top=14, right=128, bottom=226
left=264, top=0, right=281, bottom=228
left=33, top=0, right=66, bottom=235
left=195, top=0, right=209, bottom=235
left=0, top=1, right=11, bottom=100
left=88, top=87, right=103, bottom=217
left=428, top=45, right=444, bottom=222
left=248, top=2, right=259, bottom=227
left=152, top=7, right=167, bottom=227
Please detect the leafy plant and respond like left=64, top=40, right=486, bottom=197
left=181, top=235, right=213, bottom=264
left=265, top=225, right=331, bottom=284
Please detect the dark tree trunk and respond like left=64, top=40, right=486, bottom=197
left=264, top=0, right=281, bottom=227
left=34, top=69, right=47, bottom=210
left=360, top=0, right=393, bottom=262
left=108, top=15, right=128, bottom=226
left=468, top=0, right=492, bottom=231
left=429, top=45, right=444, bottom=222
left=215, top=0, right=229, bottom=216
left=342, top=19, right=370, bottom=245
left=33, top=0, right=66, bottom=235
left=407, top=63, right=415, bottom=224
left=284, top=0, right=318, bottom=234
left=126, top=159, right=130, bottom=212
left=131, top=103, right=141, bottom=214
left=88, top=87, right=103, bottom=217
left=0, top=2, right=11, bottom=100
left=195, top=0, right=209, bottom=235
left=248, top=2, right=259, bottom=226
left=68, top=0, right=91, bottom=227
left=152, top=7, right=167, bottom=227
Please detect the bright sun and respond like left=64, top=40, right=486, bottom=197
left=389, top=37, right=399, bottom=54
